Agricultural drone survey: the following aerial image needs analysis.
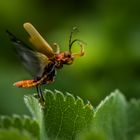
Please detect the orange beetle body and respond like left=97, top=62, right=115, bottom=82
left=7, top=23, right=85, bottom=101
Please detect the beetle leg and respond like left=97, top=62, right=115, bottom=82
left=53, top=43, right=60, bottom=54
left=36, top=85, right=40, bottom=98
left=36, top=85, right=44, bottom=102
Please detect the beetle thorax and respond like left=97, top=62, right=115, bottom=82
left=55, top=51, right=74, bottom=68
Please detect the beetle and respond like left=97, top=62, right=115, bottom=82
left=7, top=23, right=85, bottom=101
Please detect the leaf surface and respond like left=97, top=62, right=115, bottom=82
left=25, top=90, right=94, bottom=140
left=0, top=115, right=39, bottom=140
left=92, top=90, right=128, bottom=140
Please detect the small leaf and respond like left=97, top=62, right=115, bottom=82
left=24, top=95, right=47, bottom=140
left=43, top=90, right=94, bottom=140
left=0, top=115, right=39, bottom=139
left=24, top=89, right=94, bottom=140
left=0, top=128, right=36, bottom=140
left=92, top=90, right=128, bottom=140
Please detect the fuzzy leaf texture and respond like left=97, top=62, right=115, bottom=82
left=127, top=99, right=140, bottom=140
left=1, top=89, right=138, bottom=140
left=24, top=90, right=94, bottom=140
left=78, top=90, right=140, bottom=140
left=0, top=115, right=39, bottom=140
left=91, top=90, right=128, bottom=140
left=0, top=128, right=37, bottom=140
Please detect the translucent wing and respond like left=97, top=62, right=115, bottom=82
left=7, top=30, right=49, bottom=77
left=23, top=23, right=55, bottom=58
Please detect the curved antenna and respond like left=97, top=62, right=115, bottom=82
left=68, top=27, right=85, bottom=57
left=70, top=40, right=85, bottom=58
left=69, top=27, right=78, bottom=53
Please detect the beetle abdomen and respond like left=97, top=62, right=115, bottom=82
left=13, top=80, right=38, bottom=88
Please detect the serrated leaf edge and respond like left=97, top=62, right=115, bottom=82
left=45, top=89, right=94, bottom=110
left=94, top=89, right=124, bottom=117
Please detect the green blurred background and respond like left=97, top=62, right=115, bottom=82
left=0, top=0, right=140, bottom=115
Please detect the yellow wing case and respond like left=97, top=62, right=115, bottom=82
left=23, top=23, right=54, bottom=58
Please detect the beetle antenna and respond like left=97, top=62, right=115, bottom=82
left=69, top=38, right=85, bottom=51
left=69, top=39, right=86, bottom=58
left=69, top=27, right=78, bottom=53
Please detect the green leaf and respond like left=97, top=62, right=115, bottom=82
left=24, top=95, right=46, bottom=140
left=43, top=90, right=94, bottom=140
left=78, top=90, right=140, bottom=140
left=92, top=90, right=128, bottom=140
left=24, top=90, right=94, bottom=140
left=0, top=128, right=36, bottom=140
left=127, top=99, right=140, bottom=140
left=0, top=115, right=39, bottom=139
left=24, top=89, right=140, bottom=140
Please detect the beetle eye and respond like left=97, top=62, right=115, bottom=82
left=64, top=51, right=71, bottom=58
